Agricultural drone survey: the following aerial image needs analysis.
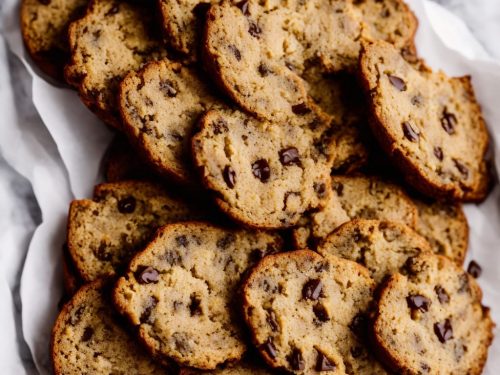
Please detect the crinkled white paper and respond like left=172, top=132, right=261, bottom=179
left=0, top=0, right=499, bottom=373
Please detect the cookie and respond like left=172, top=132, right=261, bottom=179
left=242, top=250, right=388, bottom=374
left=317, top=219, right=432, bottom=283
left=413, top=198, right=468, bottom=265
left=359, top=41, right=490, bottom=201
left=119, top=59, right=223, bottom=184
left=192, top=107, right=334, bottom=229
left=67, top=181, right=204, bottom=282
left=113, top=222, right=283, bottom=369
left=293, top=176, right=418, bottom=248
left=180, top=358, right=274, bottom=374
left=373, top=254, right=494, bottom=374
left=52, top=280, right=170, bottom=374
left=20, top=0, right=87, bottom=80
left=103, top=136, right=157, bottom=182
left=65, top=0, right=166, bottom=128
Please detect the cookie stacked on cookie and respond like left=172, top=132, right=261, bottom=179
left=21, top=0, right=495, bottom=373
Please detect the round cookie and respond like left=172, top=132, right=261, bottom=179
left=113, top=222, right=283, bottom=369
left=192, top=107, right=334, bottom=229
left=317, top=219, right=432, bottom=283
left=119, top=59, right=223, bottom=184
left=293, top=176, right=418, bottom=248
left=52, top=280, right=170, bottom=374
left=359, top=41, right=490, bottom=202
left=67, top=181, right=204, bottom=282
left=65, top=0, right=166, bottom=128
left=373, top=254, right=494, bottom=374
left=20, top=0, right=88, bottom=81
left=242, top=250, right=388, bottom=374
left=413, top=198, right=468, bottom=265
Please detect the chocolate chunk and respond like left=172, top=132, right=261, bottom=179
left=81, top=326, right=94, bottom=342
left=213, top=119, right=229, bottom=134
left=176, top=235, right=189, bottom=247
left=248, top=21, right=262, bottom=38
left=117, top=196, right=136, bottom=214
left=261, top=338, right=277, bottom=359
left=136, top=266, right=160, bottom=284
left=288, top=348, right=305, bottom=370
left=292, top=102, right=312, bottom=115
left=314, top=182, right=327, bottom=198
left=313, top=304, right=329, bottom=322
left=402, top=121, right=419, bottom=142
left=433, top=146, right=444, bottom=161
left=316, top=351, right=336, bottom=371
left=467, top=260, right=482, bottom=278
left=453, top=159, right=469, bottom=178
left=252, top=159, right=271, bottom=182
left=159, top=79, right=177, bottom=97
left=302, top=279, right=322, bottom=300
left=140, top=296, right=158, bottom=323
left=388, top=74, right=407, bottom=91
left=223, top=165, right=236, bottom=188
left=435, top=285, right=450, bottom=304
left=258, top=63, right=271, bottom=77
left=349, top=314, right=368, bottom=338
left=441, top=109, right=457, bottom=135
left=332, top=181, right=344, bottom=196
left=229, top=44, right=241, bottom=61
left=279, top=147, right=300, bottom=166
left=237, top=0, right=250, bottom=15
left=189, top=294, right=202, bottom=316
left=406, top=294, right=431, bottom=312
left=216, top=234, right=236, bottom=249
left=434, top=319, right=453, bottom=343
left=266, top=310, right=279, bottom=331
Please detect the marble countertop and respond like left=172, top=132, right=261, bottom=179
left=0, top=0, right=499, bottom=373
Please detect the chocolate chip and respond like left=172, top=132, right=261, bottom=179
left=176, top=235, right=189, bottom=247
left=435, top=285, right=450, bottom=304
left=136, top=266, right=159, bottom=284
left=421, top=363, right=431, bottom=372
left=388, top=74, right=407, bottom=91
left=314, top=182, right=327, bottom=198
left=248, top=21, right=262, bottom=38
left=302, top=279, right=322, bottom=302
left=406, top=295, right=431, bottom=312
left=213, top=119, right=229, bottom=134
left=349, top=314, right=368, bottom=338
left=411, top=95, right=423, bottom=106
left=292, top=102, right=312, bottom=115
left=434, top=146, right=444, bottom=161
left=288, top=348, right=305, bottom=370
left=279, top=147, right=300, bottom=166
left=117, top=196, right=136, bottom=213
left=351, top=346, right=363, bottom=358
left=316, top=351, right=336, bottom=371
left=313, top=304, right=329, bottom=322
left=332, top=181, right=344, bottom=196
left=229, top=44, right=241, bottom=61
left=140, top=296, right=158, bottom=323
left=258, top=63, right=271, bottom=77
left=70, top=306, right=85, bottom=326
left=285, top=61, right=296, bottom=71
left=252, top=159, right=271, bottom=182
left=159, top=79, right=177, bottom=97
left=467, top=260, right=482, bottom=278
left=216, top=234, right=236, bottom=249
left=261, top=338, right=277, bottom=359
left=223, top=165, right=236, bottom=188
left=434, top=319, right=453, bottom=343
left=189, top=294, right=202, bottom=316
left=37, top=0, right=51, bottom=4
left=402, top=121, right=419, bottom=142
left=453, top=159, right=469, bottom=178
left=237, top=0, right=250, bottom=15
left=458, top=273, right=471, bottom=294
left=266, top=310, right=279, bottom=331
left=81, top=327, right=94, bottom=342
left=441, top=109, right=457, bottom=135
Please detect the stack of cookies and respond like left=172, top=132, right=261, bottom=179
left=21, top=0, right=495, bottom=373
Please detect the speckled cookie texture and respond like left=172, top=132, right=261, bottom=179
left=373, top=254, right=494, bottom=375
left=113, top=222, right=283, bottom=369
left=413, top=198, right=468, bottom=265
left=317, top=219, right=431, bottom=283
left=119, top=59, right=223, bottom=184
left=192, top=107, right=334, bottom=229
left=360, top=41, right=490, bottom=202
left=242, top=250, right=388, bottom=374
left=52, top=280, right=170, bottom=375
left=67, top=181, right=203, bottom=282
left=21, top=0, right=88, bottom=80
left=65, top=0, right=166, bottom=128
left=293, top=176, right=418, bottom=248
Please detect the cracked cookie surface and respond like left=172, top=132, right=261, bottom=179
left=113, top=222, right=283, bottom=369
left=67, top=181, right=204, bottom=282
left=242, top=250, right=388, bottom=374
left=52, top=280, right=170, bottom=374
left=373, top=254, right=494, bottom=375
left=360, top=41, right=490, bottom=201
left=192, top=108, right=334, bottom=229
left=65, top=0, right=166, bottom=128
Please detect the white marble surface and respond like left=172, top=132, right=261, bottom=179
left=0, top=0, right=499, bottom=372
